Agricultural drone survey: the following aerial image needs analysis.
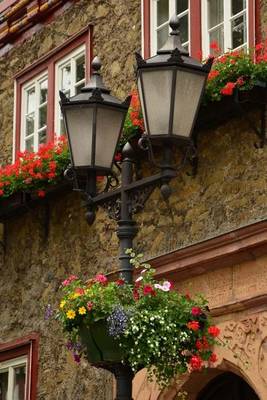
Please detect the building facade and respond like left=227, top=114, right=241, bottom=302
left=0, top=1, right=266, bottom=399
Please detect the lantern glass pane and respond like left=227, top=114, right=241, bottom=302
left=64, top=106, right=93, bottom=167
left=95, top=107, right=124, bottom=169
left=173, top=70, right=205, bottom=138
left=140, top=69, right=173, bottom=136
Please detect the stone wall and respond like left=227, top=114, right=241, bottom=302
left=0, top=1, right=267, bottom=400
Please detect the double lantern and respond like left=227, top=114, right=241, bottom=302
left=60, top=15, right=212, bottom=181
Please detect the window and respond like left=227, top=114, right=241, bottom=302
left=14, top=26, right=92, bottom=159
left=151, top=0, right=189, bottom=55
left=21, top=73, right=48, bottom=152
left=202, top=0, right=248, bottom=56
left=0, top=334, right=38, bottom=400
left=55, top=45, right=86, bottom=135
left=142, top=0, right=257, bottom=59
left=0, top=356, right=27, bottom=400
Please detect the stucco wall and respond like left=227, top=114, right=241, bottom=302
left=0, top=1, right=267, bottom=400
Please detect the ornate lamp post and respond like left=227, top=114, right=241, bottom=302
left=60, top=15, right=212, bottom=400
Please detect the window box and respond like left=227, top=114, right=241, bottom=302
left=0, top=180, right=72, bottom=221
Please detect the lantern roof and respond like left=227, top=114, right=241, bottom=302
left=136, top=15, right=213, bottom=73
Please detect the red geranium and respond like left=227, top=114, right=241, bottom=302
left=143, top=285, right=156, bottom=296
left=220, top=82, right=236, bottom=96
left=209, top=353, right=218, bottom=363
left=189, top=355, right=203, bottom=371
left=208, top=326, right=220, bottom=337
left=116, top=279, right=125, bottom=286
left=187, top=321, right=200, bottom=331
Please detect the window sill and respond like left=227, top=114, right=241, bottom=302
left=0, top=181, right=72, bottom=221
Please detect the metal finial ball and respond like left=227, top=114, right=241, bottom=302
left=169, top=14, right=180, bottom=33
left=122, top=142, right=135, bottom=160
left=161, top=183, right=172, bottom=200
left=85, top=210, right=96, bottom=225
left=92, top=56, right=102, bottom=73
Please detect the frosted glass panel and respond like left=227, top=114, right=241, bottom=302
left=65, top=107, right=93, bottom=167
left=208, top=0, right=223, bottom=28
left=95, top=108, right=123, bottom=169
left=13, top=366, right=26, bottom=400
left=157, top=0, right=169, bottom=26
left=141, top=69, right=173, bottom=136
left=173, top=70, right=205, bottom=138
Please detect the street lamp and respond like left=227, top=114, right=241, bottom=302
left=136, top=15, right=212, bottom=144
left=60, top=15, right=212, bottom=400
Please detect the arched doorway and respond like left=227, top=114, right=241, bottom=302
left=197, top=372, right=259, bottom=400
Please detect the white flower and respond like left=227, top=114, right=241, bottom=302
left=154, top=281, right=171, bottom=291
left=135, top=276, right=143, bottom=282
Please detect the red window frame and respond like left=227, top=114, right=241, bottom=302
left=142, top=0, right=260, bottom=60
left=0, top=333, right=39, bottom=400
left=14, top=25, right=93, bottom=158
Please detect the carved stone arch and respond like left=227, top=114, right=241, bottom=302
left=132, top=312, right=267, bottom=400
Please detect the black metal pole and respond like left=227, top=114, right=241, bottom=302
left=113, top=365, right=134, bottom=400
left=115, top=143, right=137, bottom=399
left=116, top=143, right=138, bottom=284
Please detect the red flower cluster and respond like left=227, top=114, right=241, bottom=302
left=220, top=82, right=236, bottom=96
left=0, top=136, right=69, bottom=199
left=208, top=326, right=220, bottom=337
left=187, top=320, right=200, bottom=331
left=255, top=40, right=267, bottom=62
left=129, top=90, right=144, bottom=131
left=189, top=355, right=203, bottom=371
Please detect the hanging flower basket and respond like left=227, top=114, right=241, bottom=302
left=55, top=251, right=220, bottom=387
left=79, top=320, right=124, bottom=364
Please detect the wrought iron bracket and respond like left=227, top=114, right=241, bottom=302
left=86, top=167, right=176, bottom=222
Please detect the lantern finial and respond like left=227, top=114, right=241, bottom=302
left=157, top=14, right=188, bottom=56
left=92, top=56, right=102, bottom=73
left=169, top=14, right=180, bottom=36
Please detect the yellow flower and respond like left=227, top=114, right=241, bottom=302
left=66, top=309, right=76, bottom=319
left=60, top=300, right=66, bottom=309
left=78, top=306, right=86, bottom=315
left=69, top=293, right=81, bottom=300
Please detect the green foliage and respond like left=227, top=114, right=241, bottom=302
left=56, top=250, right=220, bottom=387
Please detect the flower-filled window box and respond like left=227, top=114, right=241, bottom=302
left=0, top=136, right=70, bottom=220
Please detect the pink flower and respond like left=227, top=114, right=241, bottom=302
left=191, top=307, right=202, bottom=316
left=95, top=274, right=108, bottom=285
left=62, top=274, right=78, bottom=286
left=87, top=301, right=93, bottom=311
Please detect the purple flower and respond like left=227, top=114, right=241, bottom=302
left=107, top=306, right=130, bottom=338
left=73, top=353, right=81, bottom=363
left=44, top=304, right=53, bottom=320
left=66, top=341, right=74, bottom=351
